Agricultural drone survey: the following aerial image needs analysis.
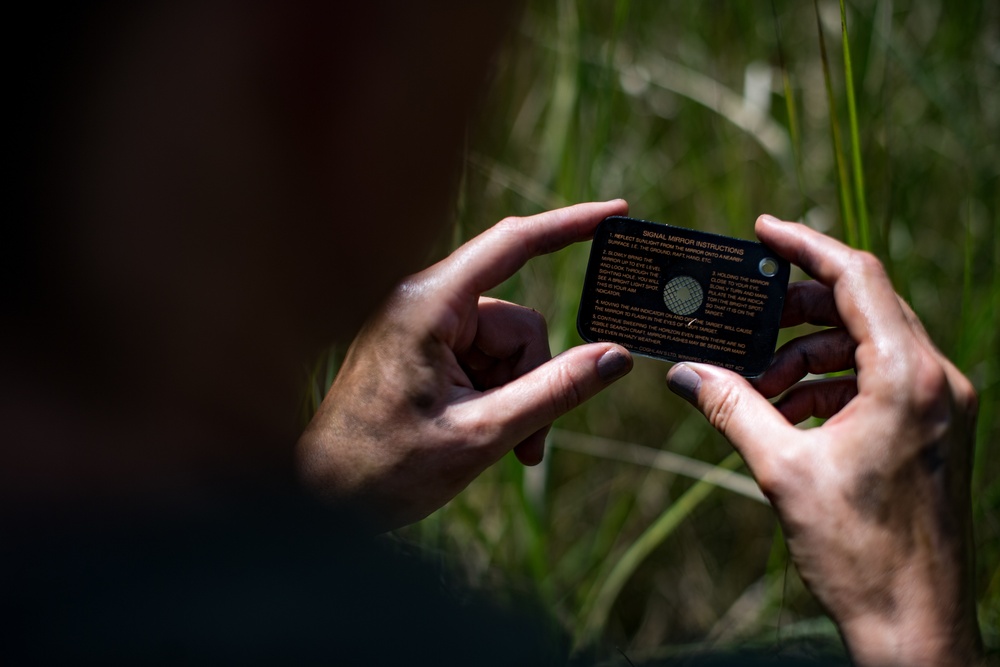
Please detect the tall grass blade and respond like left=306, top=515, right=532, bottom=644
left=772, top=1, right=807, bottom=217
left=972, top=206, right=1000, bottom=496
left=468, top=154, right=567, bottom=211
left=814, top=0, right=857, bottom=246
left=540, top=0, right=580, bottom=193
left=840, top=0, right=872, bottom=251
left=643, top=57, right=791, bottom=167
left=574, top=451, right=744, bottom=649
left=549, top=429, right=766, bottom=503
left=589, top=0, right=630, bottom=201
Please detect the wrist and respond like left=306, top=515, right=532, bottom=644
left=840, top=609, right=984, bottom=667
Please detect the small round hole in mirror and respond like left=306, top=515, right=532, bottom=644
left=759, top=257, right=779, bottom=277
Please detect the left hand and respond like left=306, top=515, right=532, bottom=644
left=298, top=201, right=634, bottom=532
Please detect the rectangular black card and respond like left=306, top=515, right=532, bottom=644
left=577, top=216, right=790, bottom=376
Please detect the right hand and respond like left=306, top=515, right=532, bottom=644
left=666, top=215, right=983, bottom=666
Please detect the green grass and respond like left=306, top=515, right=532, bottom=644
left=310, top=0, right=1000, bottom=659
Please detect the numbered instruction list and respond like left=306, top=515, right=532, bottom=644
left=585, top=229, right=774, bottom=370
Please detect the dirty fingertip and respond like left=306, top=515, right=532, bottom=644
left=667, top=363, right=702, bottom=403
left=597, top=346, right=633, bottom=383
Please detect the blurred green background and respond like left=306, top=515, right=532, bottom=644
left=321, top=0, right=999, bottom=660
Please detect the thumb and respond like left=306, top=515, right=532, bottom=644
left=667, top=363, right=796, bottom=488
left=468, top=343, right=633, bottom=459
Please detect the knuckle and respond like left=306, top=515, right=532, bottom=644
left=494, top=215, right=523, bottom=235
left=954, top=374, right=979, bottom=416
left=529, top=312, right=549, bottom=344
left=527, top=305, right=547, bottom=330
left=934, top=364, right=979, bottom=434
left=752, top=463, right=782, bottom=501
left=746, top=451, right=788, bottom=502
left=939, top=357, right=978, bottom=414
left=755, top=446, right=807, bottom=504
left=547, top=364, right=584, bottom=416
left=901, top=352, right=979, bottom=443
left=842, top=250, right=890, bottom=295
left=705, top=382, right=741, bottom=438
left=491, top=214, right=535, bottom=257
left=516, top=304, right=548, bottom=338
left=851, top=250, right=887, bottom=279
left=908, top=354, right=949, bottom=415
left=389, top=274, right=431, bottom=308
left=460, top=412, right=503, bottom=449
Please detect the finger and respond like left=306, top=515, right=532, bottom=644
left=459, top=298, right=551, bottom=389
left=440, top=200, right=629, bottom=296
left=780, top=280, right=842, bottom=328
left=455, top=343, right=632, bottom=458
left=755, top=215, right=913, bottom=389
left=753, top=328, right=857, bottom=398
left=666, top=362, right=799, bottom=490
left=756, top=216, right=908, bottom=339
left=514, top=426, right=549, bottom=466
left=773, top=376, right=859, bottom=424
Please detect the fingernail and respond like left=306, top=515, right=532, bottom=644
left=668, top=364, right=702, bottom=402
left=759, top=214, right=781, bottom=225
left=597, top=348, right=632, bottom=383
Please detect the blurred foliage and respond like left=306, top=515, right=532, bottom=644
left=327, top=0, right=999, bottom=660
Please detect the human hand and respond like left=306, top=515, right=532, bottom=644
left=666, top=216, right=983, bottom=666
left=298, top=201, right=633, bottom=533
